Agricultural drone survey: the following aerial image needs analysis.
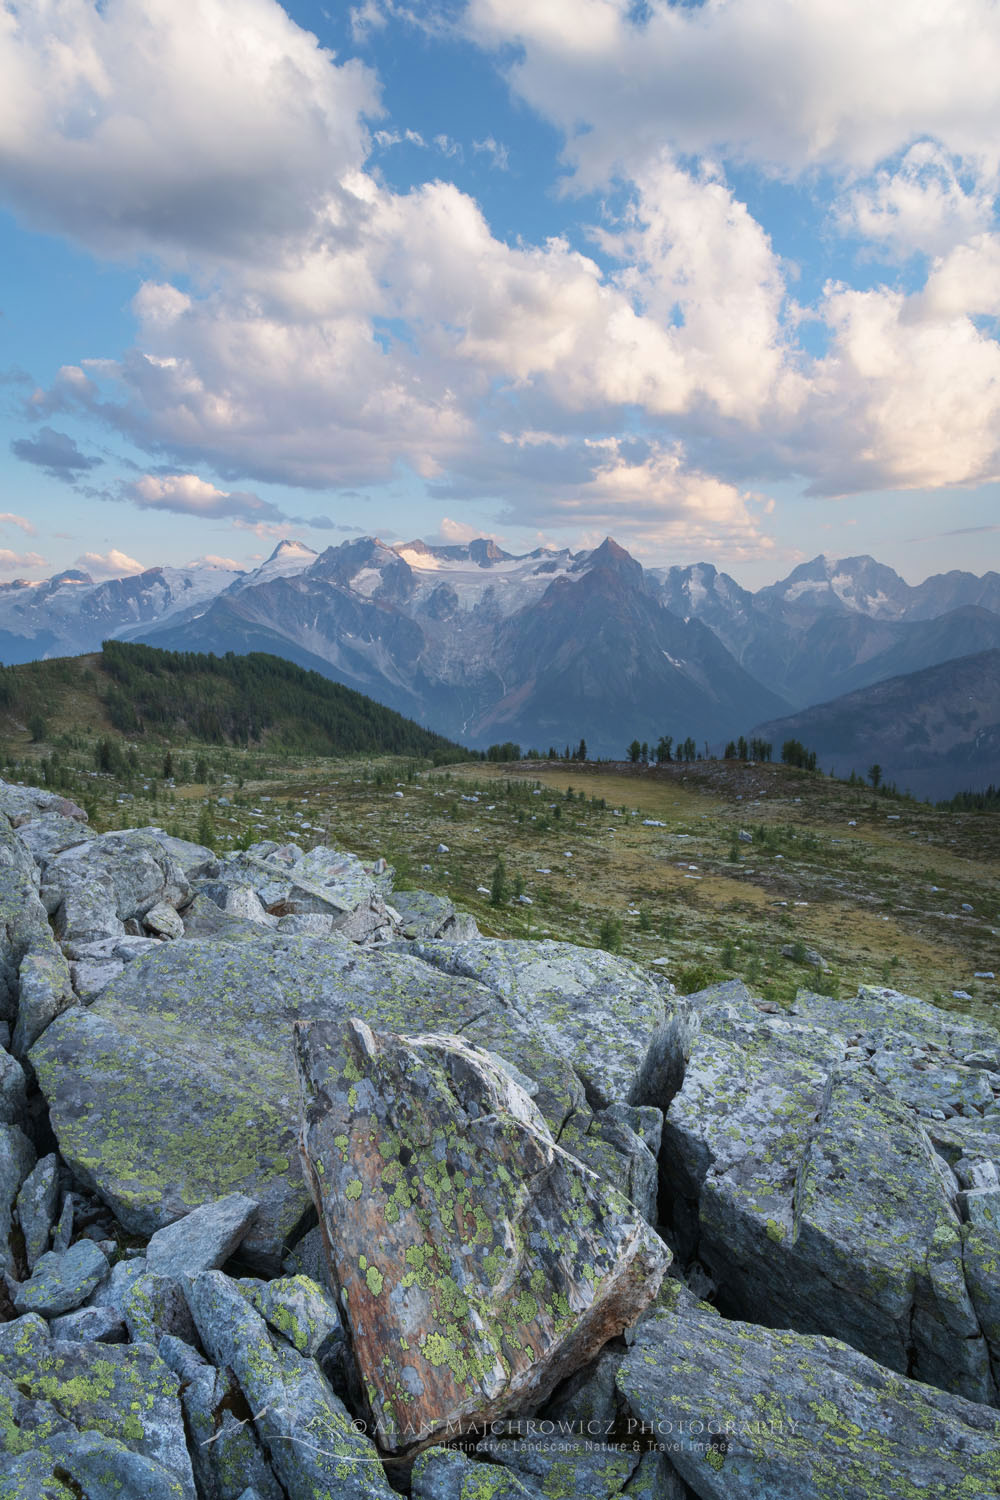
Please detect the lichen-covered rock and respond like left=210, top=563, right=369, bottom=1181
left=122, top=1271, right=198, bottom=1346
left=617, top=1292, right=1000, bottom=1500
left=15, top=1153, right=60, bottom=1270
left=963, top=1187, right=1000, bottom=1354
left=13, top=1239, right=110, bottom=1316
left=187, top=1269, right=395, bottom=1499
left=623, top=1451, right=692, bottom=1499
left=282, top=1224, right=336, bottom=1293
left=0, top=813, right=53, bottom=1024
left=179, top=892, right=267, bottom=942
left=0, top=1047, right=27, bottom=1124
left=391, top=890, right=479, bottom=943
left=1, top=1428, right=190, bottom=1500
left=10, top=944, right=74, bottom=1058
left=1, top=1121, right=36, bottom=1271
left=657, top=980, right=1000, bottom=1404
left=295, top=1017, right=671, bottom=1453
left=158, top=1335, right=283, bottom=1500
left=145, top=830, right=218, bottom=881
left=206, top=842, right=395, bottom=937
left=48, top=1304, right=127, bottom=1343
left=144, top=901, right=185, bottom=939
left=405, top=939, right=666, bottom=1107
left=195, top=880, right=275, bottom=926
left=30, top=936, right=494, bottom=1266
left=478, top=1429, right=641, bottom=1500
left=41, top=828, right=190, bottom=944
left=247, top=1273, right=342, bottom=1357
left=410, top=1446, right=540, bottom=1498
left=86, top=1253, right=149, bottom=1315
left=146, top=1192, right=259, bottom=1280
left=559, top=1106, right=662, bottom=1226
left=0, top=782, right=87, bottom=825
left=13, top=811, right=94, bottom=867
left=0, top=1312, right=195, bottom=1497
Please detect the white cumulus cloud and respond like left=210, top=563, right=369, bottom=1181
left=76, top=548, right=145, bottom=578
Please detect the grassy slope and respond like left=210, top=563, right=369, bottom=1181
left=8, top=688, right=998, bottom=1028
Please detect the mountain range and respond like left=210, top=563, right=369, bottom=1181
left=3, top=536, right=999, bottom=786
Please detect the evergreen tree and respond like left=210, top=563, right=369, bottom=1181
left=490, top=857, right=508, bottom=907
left=196, top=805, right=216, bottom=849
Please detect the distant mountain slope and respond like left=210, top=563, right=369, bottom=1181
left=473, top=539, right=787, bottom=751
left=141, top=536, right=788, bottom=755
left=0, top=641, right=467, bottom=760
left=10, top=539, right=1000, bottom=749
left=0, top=561, right=244, bottom=663
left=752, top=649, right=1000, bottom=800
left=651, top=555, right=1000, bottom=708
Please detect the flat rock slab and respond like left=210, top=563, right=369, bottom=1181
left=295, top=1017, right=671, bottom=1454
left=30, top=936, right=494, bottom=1266
left=618, top=1291, right=1000, bottom=1500
left=660, top=980, right=1000, bottom=1405
left=0, top=1429, right=191, bottom=1500
left=0, top=1312, right=195, bottom=1496
left=145, top=1191, right=259, bottom=1280
left=13, top=1239, right=109, bottom=1316
left=405, top=938, right=667, bottom=1107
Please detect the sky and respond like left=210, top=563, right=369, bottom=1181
left=2, top=0, right=1000, bottom=590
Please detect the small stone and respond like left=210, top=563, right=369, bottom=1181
left=13, top=1239, right=110, bottom=1316
left=122, top=1270, right=198, bottom=1346
left=49, top=1304, right=127, bottom=1343
left=780, top=942, right=827, bottom=970
left=248, top=1273, right=343, bottom=1357
left=146, top=1192, right=259, bottom=1281
left=15, top=1153, right=60, bottom=1270
left=143, top=902, right=184, bottom=939
left=0, top=1048, right=27, bottom=1124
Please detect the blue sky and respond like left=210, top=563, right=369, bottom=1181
left=2, top=0, right=1000, bottom=588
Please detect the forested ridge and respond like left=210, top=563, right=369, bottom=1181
left=0, top=641, right=467, bottom=760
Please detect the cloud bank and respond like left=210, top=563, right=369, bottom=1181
left=3, top=0, right=999, bottom=558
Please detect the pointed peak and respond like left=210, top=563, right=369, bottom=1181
left=266, top=539, right=317, bottom=563
left=586, top=537, right=641, bottom=573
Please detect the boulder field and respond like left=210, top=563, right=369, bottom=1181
left=0, top=777, right=997, bottom=1499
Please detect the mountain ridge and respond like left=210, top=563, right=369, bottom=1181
left=4, top=537, right=999, bottom=765
left=753, top=647, right=1000, bottom=800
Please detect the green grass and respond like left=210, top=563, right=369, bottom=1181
left=4, top=712, right=999, bottom=1025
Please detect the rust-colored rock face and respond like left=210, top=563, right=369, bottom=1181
left=295, top=1017, right=670, bottom=1454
